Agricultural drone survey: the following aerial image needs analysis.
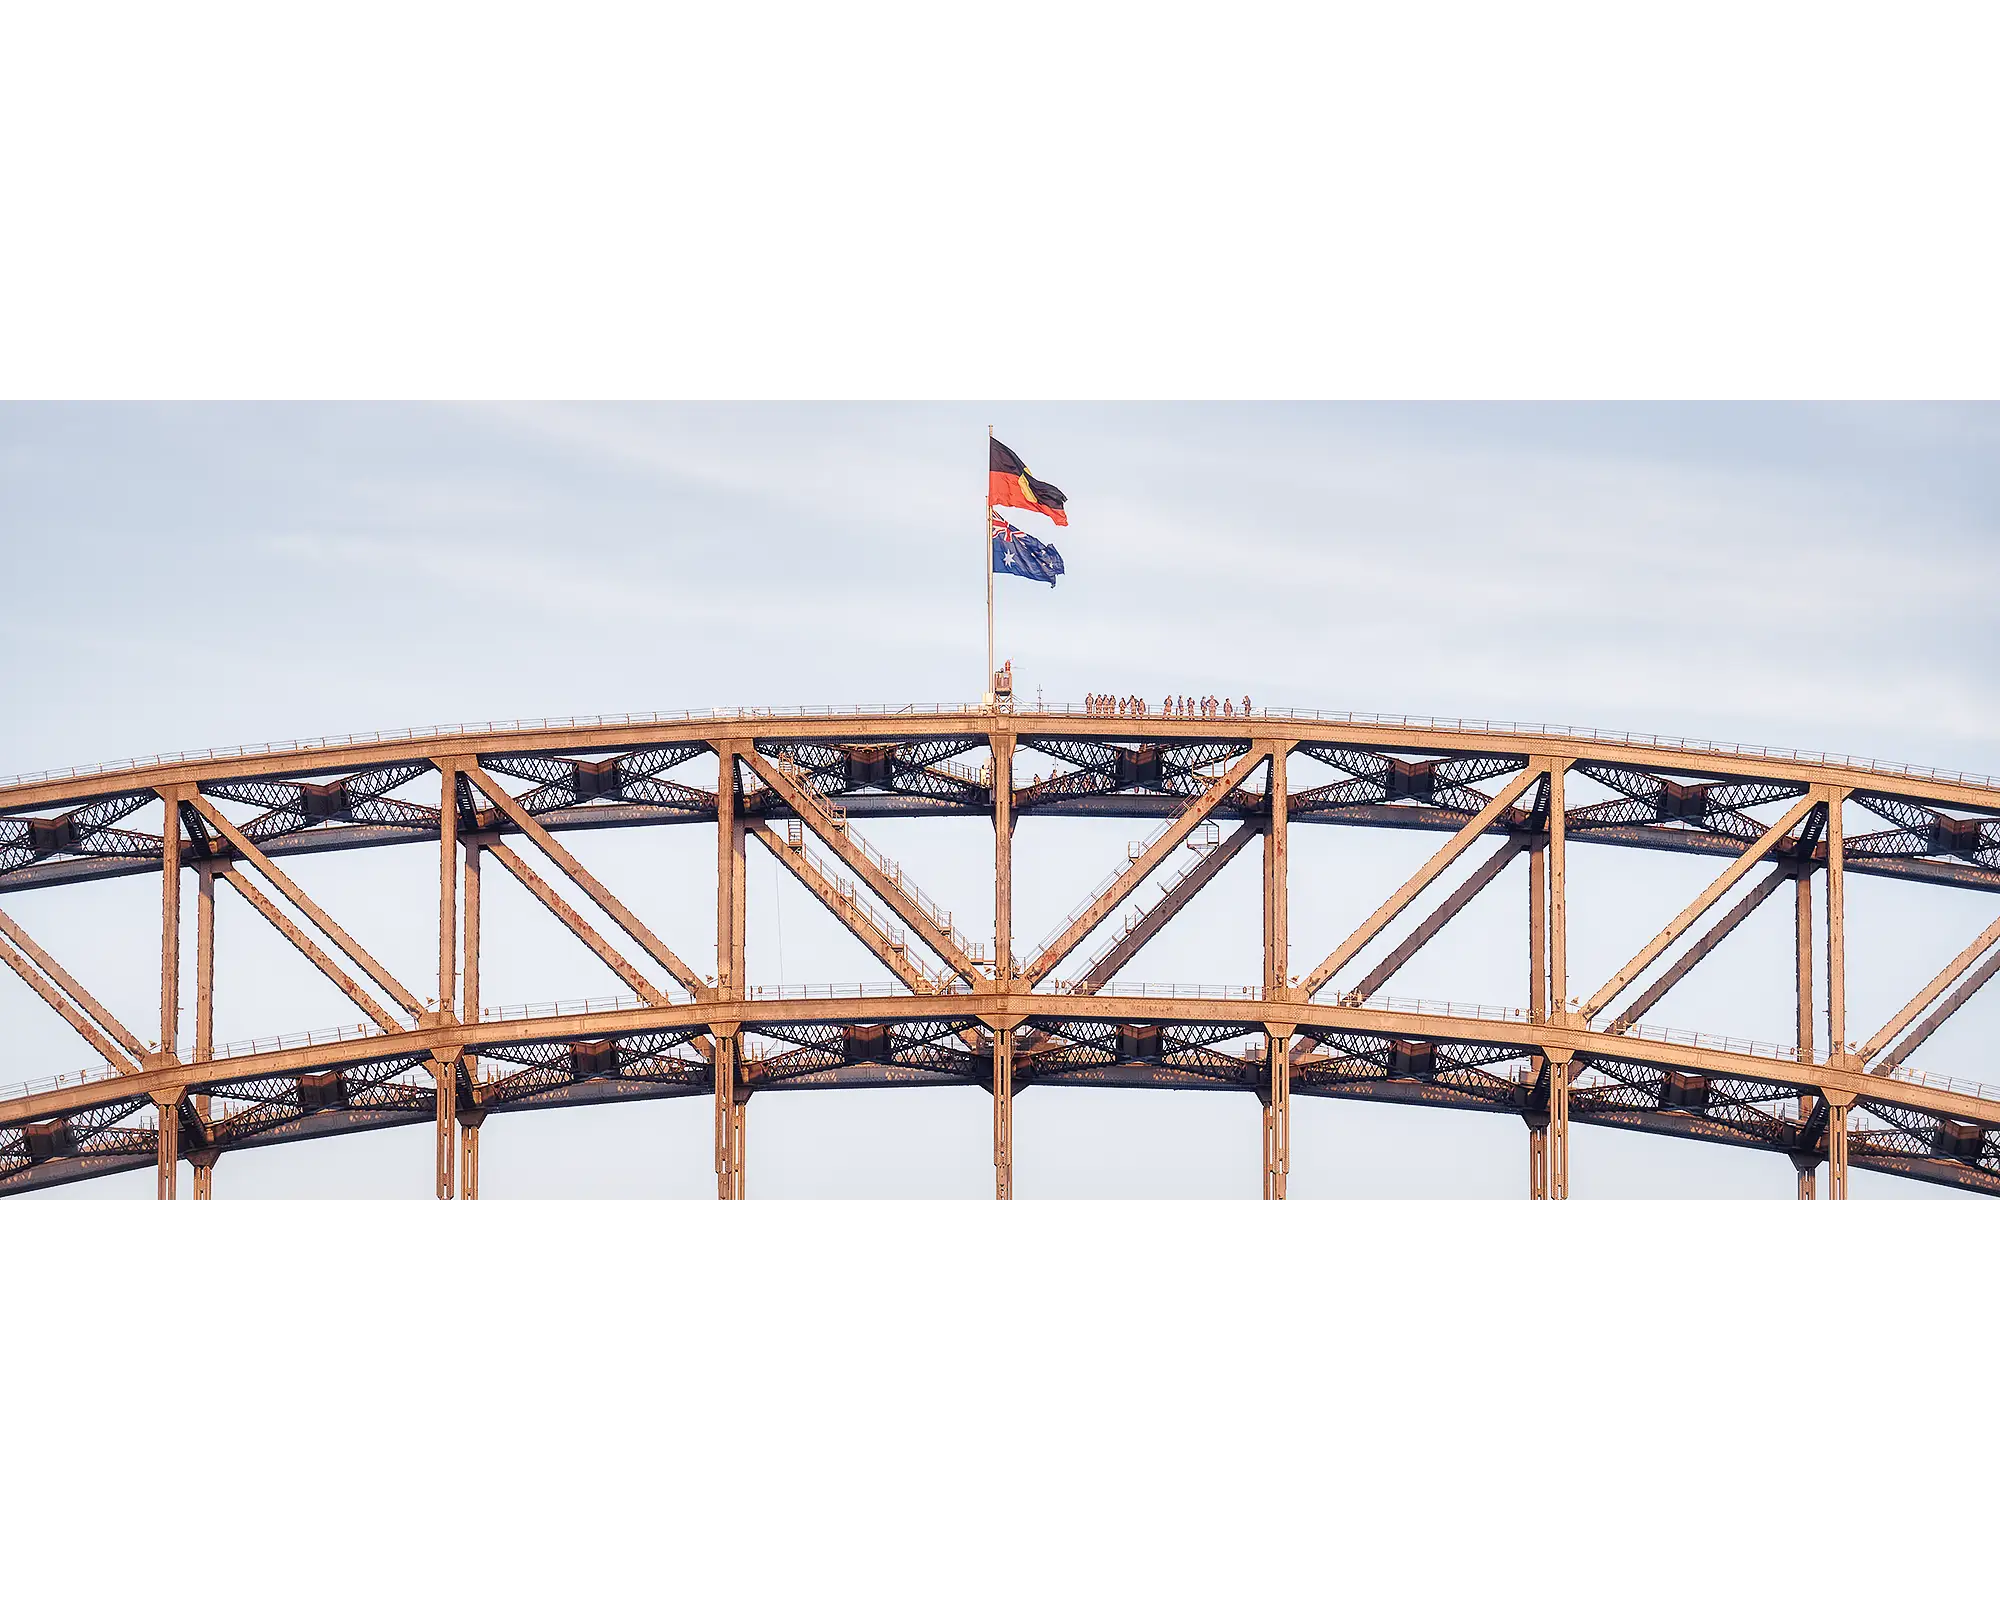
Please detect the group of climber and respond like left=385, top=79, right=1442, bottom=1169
left=1081, top=692, right=1253, bottom=719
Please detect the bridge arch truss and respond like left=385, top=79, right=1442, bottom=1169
left=3, top=705, right=1999, bottom=1199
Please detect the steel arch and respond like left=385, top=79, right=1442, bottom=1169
left=3, top=703, right=1998, bottom=1199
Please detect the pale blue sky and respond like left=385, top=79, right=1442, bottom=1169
left=4, top=403, right=1997, bottom=1197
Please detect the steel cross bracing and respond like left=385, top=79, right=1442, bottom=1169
left=3, top=708, right=2000, bottom=1199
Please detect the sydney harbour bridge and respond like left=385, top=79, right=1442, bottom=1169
left=2, top=699, right=1998, bottom=1200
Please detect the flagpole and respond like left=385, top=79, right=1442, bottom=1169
left=985, top=423, right=995, bottom=703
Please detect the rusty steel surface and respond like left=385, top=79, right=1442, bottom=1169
left=3, top=704, right=2000, bottom=1199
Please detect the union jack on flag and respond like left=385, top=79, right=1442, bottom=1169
left=990, top=510, right=1065, bottom=587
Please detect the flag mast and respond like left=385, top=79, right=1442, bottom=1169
left=985, top=422, right=995, bottom=703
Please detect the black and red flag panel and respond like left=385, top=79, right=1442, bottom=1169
left=989, top=437, right=1069, bottom=526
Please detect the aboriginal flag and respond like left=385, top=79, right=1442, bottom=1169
left=989, top=437, right=1069, bottom=526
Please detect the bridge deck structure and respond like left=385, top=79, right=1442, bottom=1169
left=4, top=703, right=1998, bottom=1199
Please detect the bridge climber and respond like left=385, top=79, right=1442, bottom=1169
left=1, top=704, right=1998, bottom=1199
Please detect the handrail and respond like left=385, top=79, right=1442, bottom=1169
left=1077, top=853, right=1207, bottom=974
left=1028, top=814, right=1186, bottom=971
left=761, top=759, right=985, bottom=965
left=3, top=987, right=1997, bottom=1107
left=7, top=702, right=2000, bottom=798
left=771, top=826, right=961, bottom=994
left=1024, top=766, right=1254, bottom=972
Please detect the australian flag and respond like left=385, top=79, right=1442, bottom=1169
left=991, top=511, right=1065, bottom=587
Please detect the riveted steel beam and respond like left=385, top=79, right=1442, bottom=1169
left=1580, top=794, right=1819, bottom=1025
left=483, top=842, right=669, bottom=1007
left=740, top=746, right=985, bottom=988
left=217, top=869, right=405, bottom=1033
left=464, top=765, right=707, bottom=998
left=747, top=820, right=942, bottom=994
left=1601, top=865, right=1794, bottom=1036
left=0, top=905, right=150, bottom=1065
left=190, top=795, right=425, bottom=1018
left=1302, top=765, right=1543, bottom=999
left=1021, top=745, right=1270, bottom=989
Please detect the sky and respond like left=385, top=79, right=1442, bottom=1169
left=3, top=401, right=1998, bottom=1199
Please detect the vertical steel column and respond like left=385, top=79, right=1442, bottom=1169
left=992, top=730, right=1015, bottom=1200
left=1264, top=746, right=1291, bottom=1198
left=1826, top=790, right=1846, bottom=1058
left=1529, top=839, right=1548, bottom=1022
left=732, top=821, right=747, bottom=995
left=154, top=1092, right=179, bottom=1200
left=1796, top=864, right=1818, bottom=1200
left=729, top=813, right=747, bottom=1199
left=1263, top=744, right=1289, bottom=999
left=462, top=838, right=482, bottom=1199
left=438, top=761, right=458, bottom=1016
left=1262, top=1023, right=1292, bottom=1199
left=433, top=1050, right=459, bottom=1200
left=194, top=864, right=215, bottom=1066
left=1528, top=832, right=1548, bottom=1196
left=1795, top=865, right=1815, bottom=1062
left=1546, top=1049, right=1571, bottom=1200
left=1540, top=766, right=1571, bottom=1199
left=1826, top=791, right=1848, bottom=1201
left=1548, top=762, right=1568, bottom=1020
left=434, top=762, right=460, bottom=1202
left=716, top=743, right=741, bottom=994
left=714, top=743, right=744, bottom=1199
left=992, top=1023, right=1013, bottom=1200
left=463, top=840, right=481, bottom=1025
left=713, top=1028, right=741, bottom=1199
left=992, top=732, right=1014, bottom=982
left=160, top=791, right=181, bottom=1058
left=193, top=860, right=216, bottom=1184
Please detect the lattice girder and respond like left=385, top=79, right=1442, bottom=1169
left=478, top=744, right=710, bottom=819
left=1848, top=790, right=2000, bottom=865
left=0, top=790, right=158, bottom=877
left=199, top=762, right=438, bottom=846
left=1014, top=735, right=1256, bottom=810
left=743, top=1017, right=984, bottom=1089
left=1568, top=764, right=1811, bottom=846
left=1293, top=747, right=1530, bottom=820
